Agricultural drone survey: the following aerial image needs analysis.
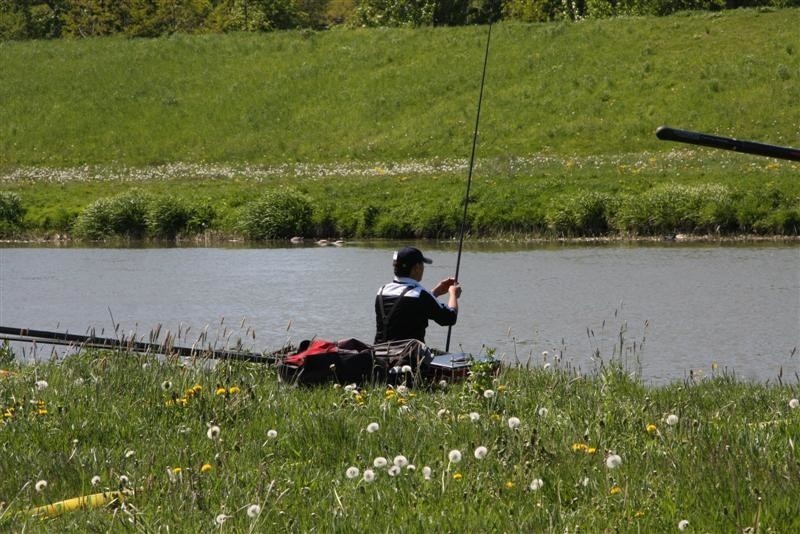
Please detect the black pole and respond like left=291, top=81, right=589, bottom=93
left=656, top=126, right=800, bottom=161
left=0, top=325, right=276, bottom=364
left=445, top=24, right=492, bottom=353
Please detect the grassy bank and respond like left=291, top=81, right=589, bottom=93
left=1, top=9, right=799, bottom=239
left=1, top=347, right=798, bottom=531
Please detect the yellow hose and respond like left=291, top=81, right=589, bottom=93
left=29, top=491, right=124, bottom=518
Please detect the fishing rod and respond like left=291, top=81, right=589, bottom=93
left=0, top=325, right=277, bottom=364
left=446, top=24, right=492, bottom=353
left=656, top=126, right=800, bottom=161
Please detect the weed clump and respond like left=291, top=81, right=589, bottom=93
left=239, top=187, right=313, bottom=240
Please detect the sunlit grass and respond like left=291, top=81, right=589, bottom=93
left=1, top=348, right=798, bottom=530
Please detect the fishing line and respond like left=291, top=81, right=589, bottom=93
left=446, top=23, right=492, bottom=353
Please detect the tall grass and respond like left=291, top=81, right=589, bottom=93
left=0, top=348, right=798, bottom=530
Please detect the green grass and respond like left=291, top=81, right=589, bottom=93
left=1, top=8, right=799, bottom=239
left=1, top=347, right=798, bottom=531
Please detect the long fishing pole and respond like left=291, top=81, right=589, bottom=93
left=656, top=126, right=800, bottom=161
left=446, top=23, right=492, bottom=353
left=0, top=325, right=277, bottom=364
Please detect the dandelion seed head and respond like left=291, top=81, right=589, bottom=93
left=537, top=407, right=548, bottom=417
left=91, top=475, right=101, bottom=486
left=247, top=504, right=261, bottom=518
left=789, top=398, right=799, bottom=410
left=469, top=412, right=480, bottom=422
left=448, top=449, right=462, bottom=463
left=474, top=446, right=488, bottom=459
left=373, top=456, right=388, bottom=468
left=396, top=385, right=408, bottom=395
left=530, top=478, right=544, bottom=491
left=124, top=449, right=135, bottom=459
left=35, top=480, right=48, bottom=492
left=119, top=475, right=130, bottom=486
left=344, top=384, right=357, bottom=392
left=406, top=464, right=416, bottom=471
left=215, top=513, right=230, bottom=526
left=508, top=416, right=521, bottom=430
left=35, top=380, right=48, bottom=390
left=438, top=380, right=448, bottom=389
left=437, top=408, right=449, bottom=418
left=393, top=455, right=409, bottom=468
left=366, top=422, right=379, bottom=433
left=666, top=414, right=679, bottom=426
left=267, top=429, right=278, bottom=439
left=345, top=466, right=359, bottom=479
left=483, top=389, right=495, bottom=399
left=543, top=362, right=551, bottom=370
left=363, top=469, right=376, bottom=483
left=401, top=365, right=412, bottom=374
left=606, top=454, right=622, bottom=469
left=207, top=425, right=221, bottom=440
left=678, top=519, right=689, bottom=530
left=422, top=466, right=432, bottom=479
left=542, top=350, right=549, bottom=358
left=388, top=465, right=401, bottom=476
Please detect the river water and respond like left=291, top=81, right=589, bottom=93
left=1, top=242, right=798, bottom=385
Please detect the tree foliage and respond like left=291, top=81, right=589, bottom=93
left=1, top=0, right=795, bottom=39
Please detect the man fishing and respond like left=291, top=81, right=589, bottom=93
left=374, top=247, right=461, bottom=344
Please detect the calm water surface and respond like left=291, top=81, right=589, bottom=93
left=1, top=243, right=798, bottom=384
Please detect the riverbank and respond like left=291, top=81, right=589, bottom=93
left=1, top=347, right=798, bottom=530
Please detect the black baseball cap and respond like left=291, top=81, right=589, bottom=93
left=393, top=247, right=433, bottom=268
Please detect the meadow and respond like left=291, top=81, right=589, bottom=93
left=1, top=343, right=798, bottom=531
left=1, top=8, right=799, bottom=239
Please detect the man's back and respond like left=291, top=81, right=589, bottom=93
left=375, top=278, right=457, bottom=344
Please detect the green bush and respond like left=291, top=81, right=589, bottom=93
left=146, top=195, right=191, bottom=239
left=239, top=187, right=313, bottom=240
left=545, top=192, right=614, bottom=236
left=74, top=189, right=150, bottom=240
left=0, top=191, right=25, bottom=225
left=73, top=197, right=115, bottom=240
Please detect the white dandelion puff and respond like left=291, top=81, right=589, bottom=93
left=366, top=422, right=380, bottom=433
left=437, top=408, right=449, bottom=418
left=422, top=466, right=432, bottom=480
left=543, top=362, right=551, bottom=370
left=789, top=398, right=799, bottom=410
left=393, top=455, right=409, bottom=468
left=124, top=449, right=135, bottom=459
left=344, top=384, right=357, bottom=392
left=35, top=480, right=48, bottom=492
left=483, top=389, right=495, bottom=399
left=542, top=350, right=549, bottom=358
left=606, top=454, right=622, bottom=469
left=666, top=414, right=679, bottom=426
left=530, top=478, right=544, bottom=491
left=678, top=519, right=689, bottom=530
left=119, top=475, right=130, bottom=486
left=373, top=456, right=388, bottom=468
left=538, top=407, right=548, bottom=417
left=161, top=380, right=172, bottom=391
left=91, top=475, right=101, bottom=486
left=246, top=504, right=261, bottom=518
left=363, top=469, right=376, bottom=483
left=469, top=412, right=480, bottom=422
left=345, top=466, right=360, bottom=479
left=396, top=385, right=408, bottom=395
left=581, top=477, right=590, bottom=487
left=207, top=425, right=221, bottom=440
left=266, top=429, right=278, bottom=439
left=215, top=513, right=230, bottom=525
left=388, top=465, right=401, bottom=477
left=438, top=380, right=448, bottom=389
left=35, top=380, right=48, bottom=390
left=508, top=417, right=521, bottom=430
left=406, top=464, right=416, bottom=471
left=448, top=450, right=462, bottom=463
left=401, top=365, right=412, bottom=374
left=474, top=446, right=488, bottom=459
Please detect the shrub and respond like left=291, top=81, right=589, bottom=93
left=0, top=191, right=25, bottom=225
left=545, top=192, right=613, bottom=236
left=146, top=195, right=191, bottom=239
left=73, top=197, right=115, bottom=240
left=239, top=187, right=313, bottom=240
left=74, top=189, right=150, bottom=240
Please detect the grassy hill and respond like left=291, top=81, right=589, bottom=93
left=1, top=8, right=798, bottom=239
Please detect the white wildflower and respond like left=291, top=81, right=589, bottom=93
left=422, top=466, right=432, bottom=480
left=483, top=389, right=495, bottom=399
left=266, top=429, right=278, bottom=439
left=388, top=465, right=401, bottom=477
left=605, top=454, right=622, bottom=469
left=530, top=478, right=544, bottom=491
left=666, top=414, right=679, bottom=426
left=437, top=408, right=449, bottom=418
left=438, top=380, right=448, bottom=389
left=406, top=464, right=416, bottom=471
left=366, top=422, right=379, bottom=433
left=678, top=519, right=689, bottom=530
left=581, top=477, right=590, bottom=487
left=124, top=449, right=135, bottom=459
left=344, top=384, right=357, bottom=392
left=373, top=456, right=388, bottom=468
left=119, top=475, right=130, bottom=486
left=161, top=380, right=172, bottom=391
left=538, top=407, right=548, bottom=417
left=207, top=425, right=221, bottom=440
left=789, top=398, right=799, bottom=410
left=73, top=377, right=84, bottom=386
left=396, top=385, right=408, bottom=395
left=35, top=480, right=48, bottom=492
left=474, top=446, right=488, bottom=459
left=401, top=365, right=412, bottom=374
left=35, top=380, right=48, bottom=390
left=345, top=466, right=360, bottom=479
left=469, top=412, right=480, bottom=422
left=393, top=455, right=409, bottom=468
left=363, top=469, right=376, bottom=483
left=215, top=513, right=230, bottom=526
left=91, top=475, right=101, bottom=486
left=508, top=417, right=521, bottom=430
left=246, top=504, right=261, bottom=518
left=448, top=450, right=462, bottom=463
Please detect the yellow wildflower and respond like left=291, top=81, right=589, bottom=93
left=228, top=386, right=240, bottom=395
left=384, top=389, right=396, bottom=399
left=497, top=385, right=507, bottom=392
left=571, top=443, right=588, bottom=453
left=215, top=387, right=227, bottom=396
left=453, top=473, right=462, bottom=481
left=355, top=394, right=364, bottom=405
left=37, top=409, right=48, bottom=416
left=177, top=397, right=189, bottom=407
left=635, top=511, right=645, bottom=518
left=505, top=481, right=514, bottom=489
left=192, top=384, right=202, bottom=393
left=646, top=423, right=657, bottom=433
left=490, top=414, right=502, bottom=422
left=200, top=463, right=213, bottom=473
left=172, top=467, right=182, bottom=475
left=610, top=486, right=622, bottom=495
left=397, top=398, right=407, bottom=406
left=586, top=447, right=597, bottom=455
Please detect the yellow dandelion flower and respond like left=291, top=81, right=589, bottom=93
left=505, top=481, right=514, bottom=489
left=192, top=384, right=202, bottom=393
left=384, top=389, right=396, bottom=398
left=497, top=385, right=507, bottom=392
left=228, top=386, right=240, bottom=395
left=571, top=443, right=588, bottom=453
left=646, top=423, right=657, bottom=433
left=37, top=409, right=48, bottom=415
left=490, top=414, right=502, bottom=422
left=201, top=463, right=213, bottom=473
left=355, top=394, right=364, bottom=404
left=610, top=486, right=622, bottom=495
left=409, top=393, right=416, bottom=398
left=586, top=447, right=597, bottom=455
left=177, top=397, right=189, bottom=407
left=164, top=400, right=174, bottom=407
left=215, top=387, right=227, bottom=396
left=397, top=398, right=407, bottom=406
left=185, top=388, right=195, bottom=397
left=453, top=473, right=462, bottom=481
left=635, top=511, right=645, bottom=518
left=172, top=467, right=182, bottom=475
left=3, top=409, right=13, bottom=418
